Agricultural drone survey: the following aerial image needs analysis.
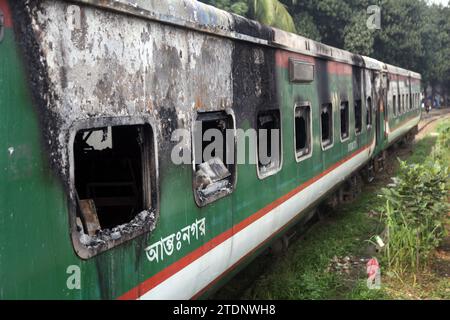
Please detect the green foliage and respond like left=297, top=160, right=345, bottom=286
left=343, top=11, right=374, bottom=56
left=248, top=0, right=297, bottom=33
left=380, top=134, right=449, bottom=274
left=201, top=0, right=296, bottom=33
left=243, top=192, right=382, bottom=299
left=201, top=0, right=249, bottom=16
left=201, top=0, right=450, bottom=93
left=293, top=12, right=322, bottom=42
left=434, top=120, right=450, bottom=165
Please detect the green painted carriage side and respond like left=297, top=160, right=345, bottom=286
left=0, top=8, right=420, bottom=299
left=196, top=55, right=380, bottom=298
left=0, top=27, right=77, bottom=299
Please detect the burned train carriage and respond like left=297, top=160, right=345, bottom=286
left=0, top=0, right=421, bottom=299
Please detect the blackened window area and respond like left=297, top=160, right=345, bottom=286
left=366, top=97, right=373, bottom=128
left=393, top=95, right=397, bottom=116
left=193, top=111, right=235, bottom=206
left=257, top=110, right=281, bottom=178
left=321, top=103, right=333, bottom=148
left=295, top=105, right=311, bottom=159
left=354, top=100, right=362, bottom=134
left=74, top=124, right=156, bottom=240
left=340, top=101, right=349, bottom=140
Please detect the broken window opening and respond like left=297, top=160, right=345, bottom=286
left=402, top=95, right=405, bottom=113
left=193, top=111, right=235, bottom=206
left=366, top=97, right=373, bottom=128
left=295, top=105, right=311, bottom=159
left=74, top=124, right=156, bottom=245
left=340, top=101, right=349, bottom=140
left=257, top=110, right=281, bottom=177
left=354, top=99, right=362, bottom=134
left=393, top=95, right=397, bottom=116
left=321, top=103, right=333, bottom=148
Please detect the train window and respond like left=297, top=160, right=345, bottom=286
left=295, top=104, right=312, bottom=160
left=354, top=99, right=362, bottom=134
left=73, top=124, right=157, bottom=250
left=393, top=95, right=397, bottom=116
left=193, top=111, right=235, bottom=206
left=340, top=101, right=349, bottom=140
left=398, top=95, right=401, bottom=114
left=366, top=97, right=373, bottom=128
left=257, top=110, right=282, bottom=178
left=321, top=103, right=333, bottom=149
left=402, top=95, right=405, bottom=113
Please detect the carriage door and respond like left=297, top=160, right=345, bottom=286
left=374, top=72, right=387, bottom=148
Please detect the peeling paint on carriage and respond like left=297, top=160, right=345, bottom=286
left=19, top=0, right=234, bottom=180
left=1, top=0, right=423, bottom=299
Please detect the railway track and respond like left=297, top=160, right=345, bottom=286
left=418, top=108, right=450, bottom=134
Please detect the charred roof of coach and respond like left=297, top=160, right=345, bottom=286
left=69, top=0, right=421, bottom=80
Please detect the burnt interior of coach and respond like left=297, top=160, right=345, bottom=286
left=193, top=111, right=235, bottom=206
left=74, top=125, right=151, bottom=231
left=321, top=103, right=333, bottom=147
left=257, top=109, right=281, bottom=173
left=340, top=101, right=349, bottom=140
left=295, top=105, right=311, bottom=157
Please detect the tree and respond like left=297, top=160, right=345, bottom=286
left=293, top=12, right=322, bottom=42
left=372, top=0, right=425, bottom=72
left=343, top=11, right=374, bottom=56
left=200, top=0, right=296, bottom=33
left=248, top=0, right=297, bottom=33
left=201, top=0, right=249, bottom=16
left=201, top=0, right=450, bottom=96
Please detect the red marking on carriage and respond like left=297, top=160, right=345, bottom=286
left=0, top=1, right=13, bottom=28
left=275, top=50, right=315, bottom=68
left=117, top=142, right=373, bottom=300
left=327, top=61, right=352, bottom=75
left=276, top=51, right=352, bottom=75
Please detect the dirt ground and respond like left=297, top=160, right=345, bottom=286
left=417, top=108, right=450, bottom=139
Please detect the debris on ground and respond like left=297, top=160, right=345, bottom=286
left=326, top=255, right=371, bottom=275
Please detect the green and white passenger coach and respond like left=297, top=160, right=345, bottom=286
left=0, top=0, right=421, bottom=299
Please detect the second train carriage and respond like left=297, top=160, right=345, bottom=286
left=0, top=0, right=421, bottom=299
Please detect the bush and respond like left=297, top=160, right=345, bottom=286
left=380, top=159, right=448, bottom=274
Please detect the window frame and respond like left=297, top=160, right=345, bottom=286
left=68, top=116, right=160, bottom=260
left=320, top=103, right=334, bottom=151
left=191, top=109, right=237, bottom=207
left=366, top=96, right=373, bottom=130
left=340, top=100, right=350, bottom=142
left=402, top=94, right=405, bottom=114
left=393, top=95, right=397, bottom=117
left=256, top=109, right=283, bottom=180
left=354, top=99, right=363, bottom=136
left=294, top=102, right=313, bottom=162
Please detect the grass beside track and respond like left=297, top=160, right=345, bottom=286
left=236, top=119, right=450, bottom=300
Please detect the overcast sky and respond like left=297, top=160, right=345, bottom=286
left=428, top=0, right=448, bottom=6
